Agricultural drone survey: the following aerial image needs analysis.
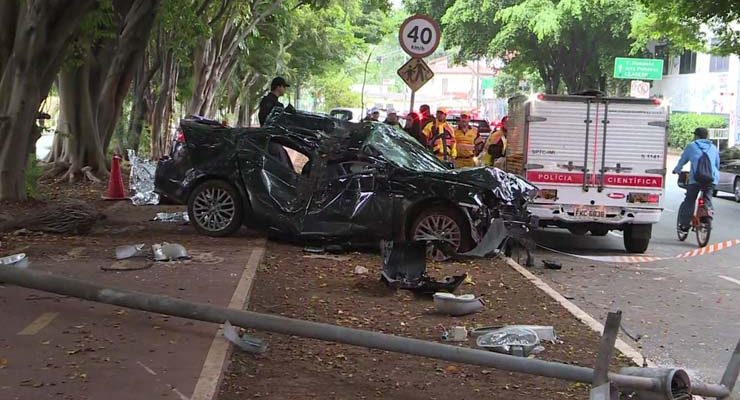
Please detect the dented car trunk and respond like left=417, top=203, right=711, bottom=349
left=154, top=111, right=538, bottom=255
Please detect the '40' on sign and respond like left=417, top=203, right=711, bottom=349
left=397, top=58, right=434, bottom=92
left=398, top=15, right=441, bottom=58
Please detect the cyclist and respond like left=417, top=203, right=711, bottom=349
left=672, top=127, right=720, bottom=233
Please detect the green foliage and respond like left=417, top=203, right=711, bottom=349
left=493, top=70, right=544, bottom=99
left=669, top=113, right=728, bottom=148
left=721, top=147, right=740, bottom=161
left=25, top=156, right=42, bottom=199
left=411, top=0, right=638, bottom=94
left=632, top=0, right=739, bottom=56
left=311, top=70, right=361, bottom=110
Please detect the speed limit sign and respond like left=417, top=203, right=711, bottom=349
left=398, top=15, right=441, bottom=58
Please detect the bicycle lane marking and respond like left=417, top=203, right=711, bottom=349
left=538, top=239, right=740, bottom=263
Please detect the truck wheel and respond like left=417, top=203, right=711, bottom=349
left=623, top=224, right=651, bottom=253
left=187, top=180, right=243, bottom=237
left=590, top=226, right=609, bottom=236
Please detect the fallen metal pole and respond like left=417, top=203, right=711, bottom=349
left=0, top=265, right=732, bottom=398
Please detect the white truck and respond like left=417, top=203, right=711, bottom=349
left=505, top=92, right=669, bottom=253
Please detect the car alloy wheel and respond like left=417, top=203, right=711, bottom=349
left=735, top=179, right=740, bottom=203
left=192, top=187, right=237, bottom=232
left=413, top=214, right=462, bottom=261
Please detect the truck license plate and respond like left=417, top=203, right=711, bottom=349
left=574, top=206, right=606, bottom=218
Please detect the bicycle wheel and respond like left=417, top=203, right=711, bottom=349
left=676, top=218, right=688, bottom=242
left=695, top=220, right=711, bottom=247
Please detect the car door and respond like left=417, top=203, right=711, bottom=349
left=303, top=160, right=393, bottom=239
left=238, top=133, right=314, bottom=235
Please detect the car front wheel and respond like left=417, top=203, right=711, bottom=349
left=734, top=178, right=740, bottom=203
left=187, top=180, right=243, bottom=237
left=409, top=205, right=473, bottom=260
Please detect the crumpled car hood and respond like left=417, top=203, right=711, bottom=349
left=424, top=167, right=539, bottom=203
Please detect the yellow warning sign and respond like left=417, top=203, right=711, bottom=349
left=397, top=58, right=434, bottom=92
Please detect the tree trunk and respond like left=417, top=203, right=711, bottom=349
left=0, top=0, right=96, bottom=200
left=151, top=50, right=177, bottom=160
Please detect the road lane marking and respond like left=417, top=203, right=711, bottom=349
left=719, top=275, right=740, bottom=287
left=17, top=312, right=59, bottom=335
left=137, top=361, right=157, bottom=376
left=190, top=238, right=266, bottom=400
left=538, top=239, right=740, bottom=264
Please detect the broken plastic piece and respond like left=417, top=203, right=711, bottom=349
left=440, top=325, right=468, bottom=342
left=379, top=241, right=466, bottom=295
left=433, top=292, right=486, bottom=316
left=354, top=266, right=368, bottom=274
left=152, top=212, right=189, bottom=223
left=152, top=243, right=189, bottom=261
left=223, top=321, right=267, bottom=354
left=115, top=244, right=147, bottom=260
left=471, top=325, right=557, bottom=342
left=543, top=260, right=562, bottom=270
left=476, top=326, right=541, bottom=357
left=0, top=253, right=28, bottom=269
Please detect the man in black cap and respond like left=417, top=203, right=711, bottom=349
left=258, top=76, right=290, bottom=126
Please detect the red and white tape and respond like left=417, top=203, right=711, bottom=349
left=539, top=239, right=740, bottom=264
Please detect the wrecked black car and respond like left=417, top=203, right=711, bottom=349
left=154, top=111, right=537, bottom=258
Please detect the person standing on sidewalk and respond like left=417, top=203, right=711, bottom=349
left=422, top=107, right=456, bottom=163
left=673, top=127, right=720, bottom=233
left=453, top=113, right=479, bottom=168
left=258, top=77, right=290, bottom=126
left=480, top=116, right=508, bottom=167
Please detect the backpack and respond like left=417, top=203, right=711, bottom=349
left=694, top=142, right=714, bottom=185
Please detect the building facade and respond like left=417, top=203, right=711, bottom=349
left=650, top=44, right=740, bottom=147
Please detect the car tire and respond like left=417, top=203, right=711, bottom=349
left=408, top=205, right=474, bottom=256
left=623, top=224, right=651, bottom=254
left=734, top=178, right=740, bottom=203
left=187, top=180, right=243, bottom=237
left=590, top=226, right=609, bottom=236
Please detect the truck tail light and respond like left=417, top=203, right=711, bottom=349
left=698, top=197, right=705, bottom=207
left=628, top=192, right=660, bottom=203
left=536, top=189, right=558, bottom=200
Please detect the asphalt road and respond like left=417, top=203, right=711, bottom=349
left=531, top=156, right=740, bottom=397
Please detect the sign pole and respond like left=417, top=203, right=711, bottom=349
left=410, top=90, right=415, bottom=114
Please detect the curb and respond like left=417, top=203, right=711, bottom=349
left=503, top=256, right=656, bottom=368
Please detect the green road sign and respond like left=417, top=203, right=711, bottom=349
left=613, top=57, right=663, bottom=81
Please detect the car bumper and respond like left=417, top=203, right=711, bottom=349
left=530, top=204, right=662, bottom=226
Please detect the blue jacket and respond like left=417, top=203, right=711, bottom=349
left=672, top=139, right=720, bottom=185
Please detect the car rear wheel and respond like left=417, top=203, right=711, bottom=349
left=188, top=180, right=243, bottom=237
left=409, top=206, right=473, bottom=261
left=734, top=178, right=740, bottom=203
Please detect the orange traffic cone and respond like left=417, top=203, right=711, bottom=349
left=102, top=154, right=128, bottom=200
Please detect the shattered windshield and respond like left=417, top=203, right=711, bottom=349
left=364, top=124, right=449, bottom=172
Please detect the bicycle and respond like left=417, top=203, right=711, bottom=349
left=676, top=171, right=712, bottom=247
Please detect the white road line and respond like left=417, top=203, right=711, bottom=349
left=608, top=231, right=623, bottom=238
left=190, top=239, right=266, bottom=400
left=137, top=361, right=158, bottom=376
left=719, top=275, right=740, bottom=287
left=17, top=312, right=59, bottom=335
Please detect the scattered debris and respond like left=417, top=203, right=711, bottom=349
left=115, top=244, right=147, bottom=260
left=102, top=259, right=153, bottom=271
left=0, top=200, right=100, bottom=235
left=471, top=325, right=557, bottom=342
left=152, top=212, right=189, bottom=223
left=543, top=260, right=562, bottom=270
left=223, top=321, right=267, bottom=353
left=379, top=241, right=466, bottom=295
left=302, top=254, right=351, bottom=262
left=353, top=265, right=369, bottom=275
left=152, top=243, right=189, bottom=261
left=0, top=253, right=28, bottom=269
left=440, top=325, right=468, bottom=342
left=128, top=149, right=160, bottom=206
left=476, top=326, right=543, bottom=357
left=303, top=246, right=325, bottom=254
left=433, top=293, right=486, bottom=316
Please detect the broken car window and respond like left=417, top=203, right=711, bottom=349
left=267, top=138, right=313, bottom=176
left=364, top=125, right=449, bottom=173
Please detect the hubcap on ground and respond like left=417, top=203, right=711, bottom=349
left=193, top=187, right=236, bottom=232
left=413, top=214, right=461, bottom=261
